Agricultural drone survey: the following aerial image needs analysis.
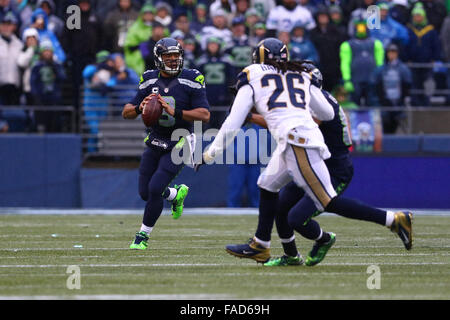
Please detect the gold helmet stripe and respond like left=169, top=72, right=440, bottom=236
left=259, top=44, right=265, bottom=64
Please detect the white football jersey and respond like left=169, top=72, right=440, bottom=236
left=241, top=63, right=331, bottom=157
left=206, top=63, right=334, bottom=161
left=244, top=63, right=314, bottom=135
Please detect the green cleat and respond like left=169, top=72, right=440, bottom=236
left=129, top=231, right=149, bottom=250
left=305, top=232, right=336, bottom=266
left=264, top=254, right=304, bottom=266
left=171, top=184, right=189, bottom=220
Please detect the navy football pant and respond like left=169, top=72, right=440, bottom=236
left=276, top=162, right=387, bottom=241
left=139, top=146, right=184, bottom=228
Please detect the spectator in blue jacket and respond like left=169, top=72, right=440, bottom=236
left=82, top=50, right=114, bottom=152
left=106, top=53, right=140, bottom=115
left=30, top=40, right=66, bottom=132
left=369, top=2, right=409, bottom=49
left=289, top=20, right=319, bottom=64
left=405, top=6, right=441, bottom=106
left=29, top=8, right=66, bottom=64
left=372, top=43, right=412, bottom=133
left=37, top=0, right=64, bottom=39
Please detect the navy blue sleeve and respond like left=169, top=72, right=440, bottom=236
left=187, top=70, right=210, bottom=110
left=235, top=69, right=250, bottom=91
left=321, top=90, right=339, bottom=108
left=128, top=72, right=151, bottom=106
left=129, top=89, right=147, bottom=106
left=190, top=85, right=210, bottom=110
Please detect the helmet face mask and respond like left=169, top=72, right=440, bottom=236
left=154, top=38, right=184, bottom=76
left=252, top=38, right=289, bottom=64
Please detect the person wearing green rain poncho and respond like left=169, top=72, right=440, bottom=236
left=124, top=3, right=169, bottom=75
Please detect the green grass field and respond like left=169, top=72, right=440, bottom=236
left=0, top=214, right=449, bottom=300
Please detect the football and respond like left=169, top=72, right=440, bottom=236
left=142, top=95, right=163, bottom=127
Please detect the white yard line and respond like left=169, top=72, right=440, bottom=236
left=0, top=261, right=448, bottom=268
left=0, top=294, right=235, bottom=300
left=1, top=208, right=450, bottom=216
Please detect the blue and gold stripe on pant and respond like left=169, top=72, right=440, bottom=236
left=291, top=145, right=333, bottom=209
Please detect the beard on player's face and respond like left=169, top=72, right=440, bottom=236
left=162, top=53, right=181, bottom=69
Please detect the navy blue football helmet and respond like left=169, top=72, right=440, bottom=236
left=154, top=37, right=184, bottom=75
left=301, top=60, right=323, bottom=89
left=252, top=38, right=289, bottom=64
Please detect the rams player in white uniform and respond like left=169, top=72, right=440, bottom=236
left=197, top=38, right=413, bottom=265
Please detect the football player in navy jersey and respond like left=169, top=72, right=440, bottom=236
left=122, top=38, right=210, bottom=250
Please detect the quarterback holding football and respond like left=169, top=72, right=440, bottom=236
left=122, top=38, right=210, bottom=250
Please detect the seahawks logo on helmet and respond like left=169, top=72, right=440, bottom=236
left=252, top=38, right=289, bottom=64
left=301, top=61, right=323, bottom=89
left=154, top=38, right=184, bottom=76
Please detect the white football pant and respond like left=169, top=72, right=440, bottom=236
left=257, top=144, right=337, bottom=211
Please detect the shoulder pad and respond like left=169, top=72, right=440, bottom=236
left=179, top=69, right=206, bottom=88
left=138, top=70, right=159, bottom=89
left=235, top=68, right=251, bottom=91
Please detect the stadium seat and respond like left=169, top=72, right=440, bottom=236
left=422, top=135, right=450, bottom=153
left=382, top=135, right=421, bottom=153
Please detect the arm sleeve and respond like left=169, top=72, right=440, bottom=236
left=17, top=47, right=34, bottom=68
left=205, top=84, right=254, bottom=159
left=128, top=88, right=147, bottom=106
left=340, top=41, right=352, bottom=81
left=309, top=85, right=335, bottom=121
left=374, top=40, right=385, bottom=67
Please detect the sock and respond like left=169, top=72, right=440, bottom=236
left=140, top=224, right=153, bottom=235
left=254, top=236, right=270, bottom=248
left=163, top=187, right=177, bottom=201
left=281, top=236, right=298, bottom=257
left=317, top=231, right=331, bottom=244
left=314, top=229, right=323, bottom=241
left=385, top=211, right=395, bottom=227
left=255, top=188, right=278, bottom=242
left=326, top=196, right=387, bottom=226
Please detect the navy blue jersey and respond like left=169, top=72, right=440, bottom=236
left=225, top=37, right=253, bottom=74
left=320, top=90, right=352, bottom=161
left=129, top=68, right=210, bottom=138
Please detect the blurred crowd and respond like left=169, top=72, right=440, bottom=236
left=0, top=0, right=450, bottom=134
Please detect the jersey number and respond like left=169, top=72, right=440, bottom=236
left=261, top=73, right=306, bottom=110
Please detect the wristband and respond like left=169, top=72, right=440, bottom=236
left=174, top=109, right=183, bottom=120
left=135, top=105, right=142, bottom=115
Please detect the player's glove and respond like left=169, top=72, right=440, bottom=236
left=194, top=151, right=215, bottom=172
left=344, top=80, right=354, bottom=93
left=194, top=162, right=203, bottom=172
